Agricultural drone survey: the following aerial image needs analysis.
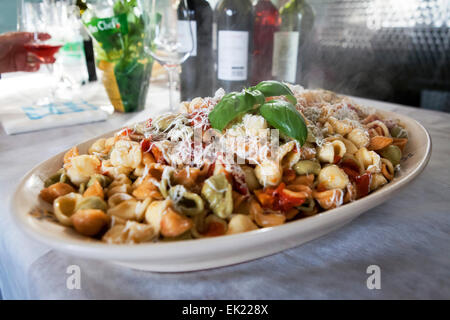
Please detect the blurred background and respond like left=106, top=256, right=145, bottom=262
left=0, top=1, right=18, bottom=33
left=0, top=0, right=449, bottom=112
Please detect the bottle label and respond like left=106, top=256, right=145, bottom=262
left=272, top=31, right=299, bottom=83
left=177, top=20, right=197, bottom=56
left=217, top=30, right=249, bottom=81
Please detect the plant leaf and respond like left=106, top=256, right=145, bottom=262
left=250, top=80, right=297, bottom=104
left=259, top=99, right=307, bottom=145
left=208, top=89, right=265, bottom=131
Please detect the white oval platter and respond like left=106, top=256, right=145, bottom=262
left=10, top=109, right=431, bottom=272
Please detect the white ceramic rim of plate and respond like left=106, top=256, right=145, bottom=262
left=9, top=108, right=432, bottom=262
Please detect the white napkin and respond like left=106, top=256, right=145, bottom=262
left=1, top=100, right=109, bottom=135
left=0, top=72, right=113, bottom=135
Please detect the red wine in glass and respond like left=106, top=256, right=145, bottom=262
left=23, top=43, right=62, bottom=63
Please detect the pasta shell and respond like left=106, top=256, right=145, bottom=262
left=107, top=199, right=139, bottom=221
left=103, top=221, right=154, bottom=244
left=53, top=192, right=82, bottom=226
left=226, top=214, right=258, bottom=235
left=145, top=199, right=170, bottom=235
left=255, top=160, right=283, bottom=187
left=71, top=209, right=110, bottom=236
left=40, top=182, right=76, bottom=204
left=83, top=180, right=104, bottom=199
left=63, top=147, right=79, bottom=165
left=318, top=165, right=350, bottom=190
left=368, top=136, right=393, bottom=151
left=66, top=155, right=101, bottom=186
left=347, top=128, right=370, bottom=148
left=370, top=173, right=388, bottom=191
left=313, top=189, right=344, bottom=210
left=160, top=207, right=193, bottom=238
left=250, top=200, right=286, bottom=227
left=392, top=138, right=408, bottom=152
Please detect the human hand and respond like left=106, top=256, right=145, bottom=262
left=0, top=32, right=55, bottom=74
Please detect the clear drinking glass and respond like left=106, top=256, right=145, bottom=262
left=143, top=0, right=194, bottom=112
left=18, top=0, right=74, bottom=104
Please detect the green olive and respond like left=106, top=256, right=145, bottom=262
left=293, top=160, right=321, bottom=176
left=75, top=196, right=107, bottom=212
left=379, top=145, right=402, bottom=166
left=87, top=174, right=112, bottom=188
left=390, top=126, right=408, bottom=139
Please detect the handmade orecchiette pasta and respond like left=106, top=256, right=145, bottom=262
left=347, top=128, right=370, bottom=149
left=65, top=155, right=101, bottom=186
left=317, top=140, right=346, bottom=163
left=202, top=173, right=233, bottom=219
left=103, top=221, right=154, bottom=244
left=88, top=138, right=107, bottom=156
left=255, top=160, right=283, bottom=187
left=327, top=117, right=353, bottom=136
left=110, top=140, right=142, bottom=169
left=226, top=214, right=258, bottom=235
left=355, top=147, right=381, bottom=173
left=370, top=173, right=388, bottom=191
left=317, top=165, right=350, bottom=190
left=53, top=192, right=82, bottom=226
left=169, top=185, right=205, bottom=216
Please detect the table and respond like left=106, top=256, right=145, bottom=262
left=1, top=75, right=449, bottom=299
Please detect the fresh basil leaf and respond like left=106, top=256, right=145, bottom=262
left=209, top=89, right=265, bottom=131
left=250, top=80, right=297, bottom=104
left=284, top=94, right=297, bottom=104
left=259, top=99, right=307, bottom=145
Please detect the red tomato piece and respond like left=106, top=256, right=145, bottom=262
left=140, top=138, right=152, bottom=153
left=354, top=172, right=371, bottom=198
left=150, top=145, right=166, bottom=164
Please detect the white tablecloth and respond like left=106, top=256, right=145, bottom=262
left=0, top=75, right=449, bottom=299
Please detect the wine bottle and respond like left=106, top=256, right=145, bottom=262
left=214, top=0, right=253, bottom=93
left=251, top=0, right=280, bottom=85
left=272, top=0, right=314, bottom=85
left=178, top=0, right=213, bottom=101
left=76, top=0, right=97, bottom=82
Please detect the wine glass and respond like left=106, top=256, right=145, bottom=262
left=143, top=0, right=194, bottom=112
left=18, top=0, right=72, bottom=104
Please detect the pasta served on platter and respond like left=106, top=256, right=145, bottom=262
left=38, top=81, right=408, bottom=244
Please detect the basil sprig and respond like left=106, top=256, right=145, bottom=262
left=259, top=99, right=307, bottom=145
left=208, top=89, right=265, bottom=131
left=208, top=80, right=307, bottom=145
